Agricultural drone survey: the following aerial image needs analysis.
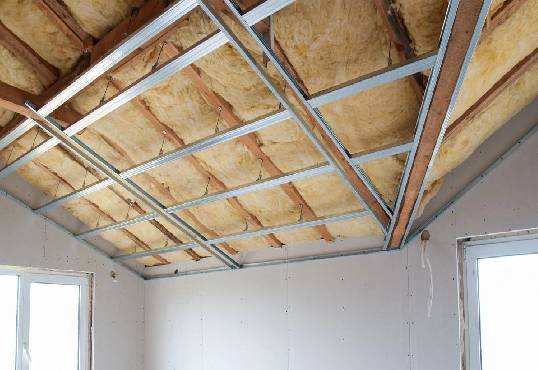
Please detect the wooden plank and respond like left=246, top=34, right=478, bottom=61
left=0, top=81, right=77, bottom=128
left=388, top=0, right=487, bottom=248
left=372, top=0, right=425, bottom=100
left=33, top=0, right=93, bottom=51
left=0, top=21, right=58, bottom=86
left=0, top=81, right=39, bottom=117
left=444, top=47, right=538, bottom=142
left=111, top=78, right=283, bottom=249
left=164, top=44, right=335, bottom=242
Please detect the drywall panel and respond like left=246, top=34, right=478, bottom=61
left=145, top=251, right=409, bottom=370
left=145, top=124, right=537, bottom=370
left=0, top=194, right=145, bottom=370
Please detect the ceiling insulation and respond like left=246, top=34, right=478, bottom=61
left=0, top=0, right=536, bottom=268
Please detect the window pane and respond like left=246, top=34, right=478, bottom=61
left=478, top=253, right=538, bottom=370
left=0, top=275, right=18, bottom=370
left=29, top=283, right=80, bottom=370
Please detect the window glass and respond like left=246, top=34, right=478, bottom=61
left=478, top=253, right=538, bottom=370
left=29, top=283, right=80, bottom=370
left=0, top=274, right=19, bottom=370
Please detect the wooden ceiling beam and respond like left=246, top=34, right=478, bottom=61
left=33, top=0, right=94, bottom=51
left=163, top=44, right=335, bottom=242
left=0, top=80, right=78, bottom=128
left=387, top=0, right=488, bottom=248
left=373, top=0, right=425, bottom=100
left=0, top=20, right=58, bottom=86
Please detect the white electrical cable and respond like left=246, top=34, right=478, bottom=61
left=420, top=238, right=434, bottom=318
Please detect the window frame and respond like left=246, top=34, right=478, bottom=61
left=458, top=229, right=538, bottom=370
left=0, top=266, right=92, bottom=370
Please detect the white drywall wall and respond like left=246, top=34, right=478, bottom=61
left=144, top=128, right=537, bottom=370
left=0, top=194, right=145, bottom=370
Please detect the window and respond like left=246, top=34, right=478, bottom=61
left=0, top=267, right=91, bottom=370
left=460, top=232, right=538, bottom=370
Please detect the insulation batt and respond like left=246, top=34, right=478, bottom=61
left=0, top=0, right=536, bottom=266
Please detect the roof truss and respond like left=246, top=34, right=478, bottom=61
left=0, top=0, right=522, bottom=277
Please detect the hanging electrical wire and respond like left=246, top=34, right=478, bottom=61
left=420, top=230, right=434, bottom=318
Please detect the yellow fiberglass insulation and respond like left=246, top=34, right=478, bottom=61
left=0, top=0, right=535, bottom=266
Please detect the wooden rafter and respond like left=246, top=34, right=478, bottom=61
left=0, top=80, right=80, bottom=128
left=387, top=0, right=488, bottom=248
left=33, top=0, right=94, bottom=51
left=0, top=20, right=58, bottom=86
left=111, top=78, right=283, bottom=249
left=444, top=47, right=538, bottom=142
left=0, top=55, right=89, bottom=142
left=372, top=0, right=425, bottom=100
left=163, top=43, right=335, bottom=242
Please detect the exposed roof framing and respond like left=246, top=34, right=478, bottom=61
left=90, top=0, right=169, bottom=65
left=204, top=0, right=393, bottom=233
left=31, top=151, right=172, bottom=266
left=372, top=0, right=425, bottom=100
left=1, top=0, right=435, bottom=270
left=115, top=210, right=371, bottom=261
left=0, top=0, right=525, bottom=276
left=110, top=77, right=284, bottom=249
left=33, top=0, right=94, bottom=51
left=386, top=0, right=492, bottom=249
left=0, top=20, right=58, bottom=86
left=163, top=43, right=334, bottom=242
left=73, top=141, right=412, bottom=242
left=0, top=0, right=199, bottom=153
left=108, top=79, right=244, bottom=254
left=32, top=51, right=433, bottom=215
left=8, top=0, right=295, bottom=273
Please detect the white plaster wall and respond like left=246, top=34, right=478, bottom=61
left=145, top=130, right=537, bottom=370
left=0, top=195, right=145, bottom=370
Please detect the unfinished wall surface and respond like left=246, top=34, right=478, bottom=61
left=144, top=121, right=538, bottom=369
left=0, top=194, right=145, bottom=370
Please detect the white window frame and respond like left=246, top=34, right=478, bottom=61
left=459, top=229, right=538, bottom=370
left=0, top=267, right=92, bottom=370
